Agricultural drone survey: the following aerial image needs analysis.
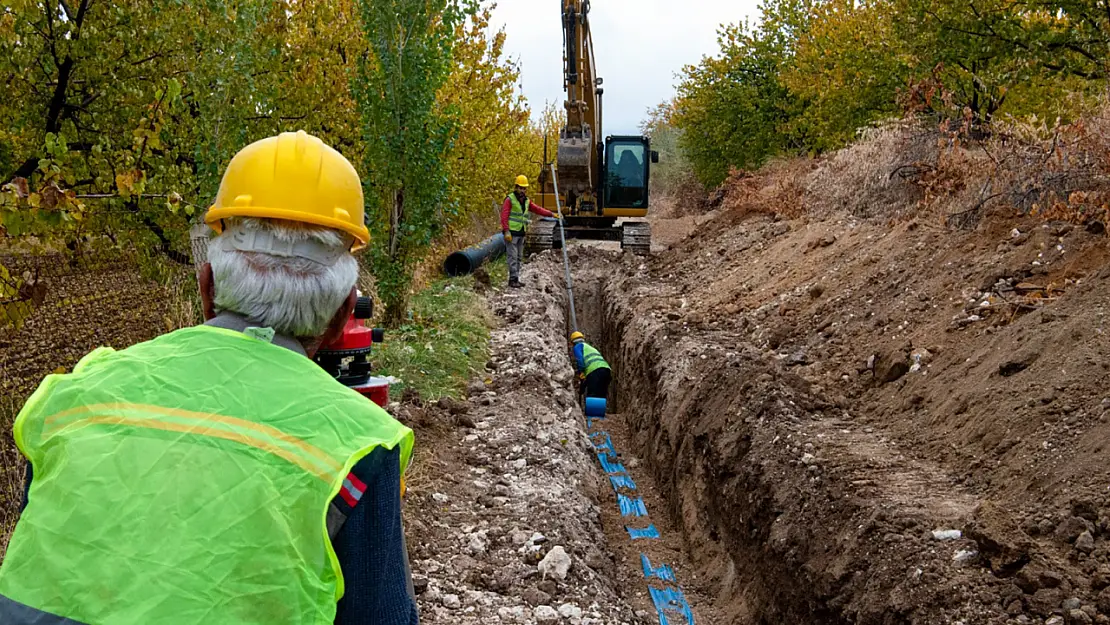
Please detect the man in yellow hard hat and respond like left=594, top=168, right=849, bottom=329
left=500, top=174, right=559, bottom=288
left=1, top=131, right=418, bottom=625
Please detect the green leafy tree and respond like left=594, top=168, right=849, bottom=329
left=893, top=0, right=1107, bottom=125
left=354, top=0, right=477, bottom=324
left=673, top=0, right=813, bottom=186
left=640, top=100, right=697, bottom=196
left=785, top=0, right=911, bottom=149
left=0, top=0, right=298, bottom=261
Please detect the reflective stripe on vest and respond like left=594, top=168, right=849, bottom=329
left=508, top=193, right=529, bottom=232
left=0, top=326, right=414, bottom=625
left=582, top=343, right=610, bottom=376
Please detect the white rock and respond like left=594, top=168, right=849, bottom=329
left=801, top=453, right=817, bottom=465
left=442, top=594, right=461, bottom=609
left=511, top=458, right=528, bottom=470
left=932, top=529, right=962, bottom=541
left=952, top=549, right=977, bottom=564
left=510, top=530, right=530, bottom=545
left=432, top=492, right=449, bottom=503
left=538, top=545, right=572, bottom=580
left=468, top=532, right=489, bottom=555
left=533, top=605, right=560, bottom=624
left=497, top=606, right=527, bottom=623
left=558, top=603, right=583, bottom=619
left=1046, top=617, right=1064, bottom=625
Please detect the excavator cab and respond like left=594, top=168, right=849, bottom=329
left=604, top=136, right=656, bottom=211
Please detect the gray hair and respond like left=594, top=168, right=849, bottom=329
left=206, top=217, right=359, bottom=338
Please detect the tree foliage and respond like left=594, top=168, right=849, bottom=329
left=440, top=6, right=537, bottom=229
left=354, top=0, right=477, bottom=323
left=673, top=1, right=811, bottom=186
left=1, top=0, right=541, bottom=322
left=640, top=101, right=696, bottom=198
left=671, top=0, right=1110, bottom=187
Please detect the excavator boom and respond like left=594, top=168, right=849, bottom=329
left=529, top=0, right=658, bottom=256
left=557, top=0, right=600, bottom=199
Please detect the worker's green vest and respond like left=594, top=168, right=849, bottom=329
left=0, top=325, right=414, bottom=625
left=507, top=193, right=530, bottom=232
left=582, top=343, right=610, bottom=376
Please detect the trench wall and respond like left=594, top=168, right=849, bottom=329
left=557, top=258, right=1002, bottom=625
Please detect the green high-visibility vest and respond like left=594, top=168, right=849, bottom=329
left=582, top=343, right=610, bottom=376
left=0, top=325, right=414, bottom=625
left=507, top=193, right=530, bottom=232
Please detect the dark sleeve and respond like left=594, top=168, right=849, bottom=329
left=333, top=446, right=419, bottom=625
left=20, top=461, right=31, bottom=512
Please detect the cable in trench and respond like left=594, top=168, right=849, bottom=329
left=549, top=163, right=696, bottom=625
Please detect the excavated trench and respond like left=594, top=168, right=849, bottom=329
left=549, top=248, right=1002, bottom=625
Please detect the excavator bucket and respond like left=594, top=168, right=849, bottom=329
left=557, top=133, right=593, bottom=193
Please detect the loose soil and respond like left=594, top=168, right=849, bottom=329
left=399, top=264, right=661, bottom=625
left=402, top=199, right=1110, bottom=624
left=528, top=204, right=1110, bottom=625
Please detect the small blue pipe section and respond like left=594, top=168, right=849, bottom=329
left=582, top=416, right=695, bottom=622
left=584, top=397, right=608, bottom=417
left=641, top=554, right=676, bottom=583
left=619, top=494, right=648, bottom=517
left=626, top=524, right=660, bottom=540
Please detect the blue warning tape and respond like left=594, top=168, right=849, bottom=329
left=609, top=474, right=637, bottom=491
left=641, top=554, right=676, bottom=583
left=618, top=494, right=648, bottom=517
left=597, top=453, right=627, bottom=475
left=582, top=421, right=694, bottom=623
left=591, top=432, right=616, bottom=456
left=626, top=524, right=660, bottom=540
left=649, top=586, right=695, bottom=625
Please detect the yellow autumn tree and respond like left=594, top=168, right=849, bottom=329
left=439, top=5, right=538, bottom=233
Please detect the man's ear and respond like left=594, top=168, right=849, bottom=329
left=199, top=263, right=216, bottom=321
left=306, top=288, right=357, bottom=358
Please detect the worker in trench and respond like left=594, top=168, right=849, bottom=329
left=0, top=131, right=419, bottom=625
left=501, top=174, right=559, bottom=288
left=570, top=331, right=612, bottom=404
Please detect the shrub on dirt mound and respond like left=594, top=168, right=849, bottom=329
left=708, top=104, right=1110, bottom=229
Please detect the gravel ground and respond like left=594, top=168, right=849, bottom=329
left=400, top=261, right=651, bottom=625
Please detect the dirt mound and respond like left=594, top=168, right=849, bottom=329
left=551, top=191, right=1110, bottom=622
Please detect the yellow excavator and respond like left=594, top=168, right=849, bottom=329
left=527, top=0, right=658, bottom=255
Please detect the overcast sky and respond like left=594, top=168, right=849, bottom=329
left=488, top=0, right=760, bottom=135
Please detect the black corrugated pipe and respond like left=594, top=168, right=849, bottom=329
left=443, top=233, right=506, bottom=277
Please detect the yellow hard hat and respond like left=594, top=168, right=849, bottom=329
left=569, top=331, right=584, bottom=343
left=205, top=131, right=370, bottom=251
left=515, top=174, right=530, bottom=188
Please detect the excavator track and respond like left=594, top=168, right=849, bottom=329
left=620, top=222, right=651, bottom=255
left=525, top=220, right=557, bottom=256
